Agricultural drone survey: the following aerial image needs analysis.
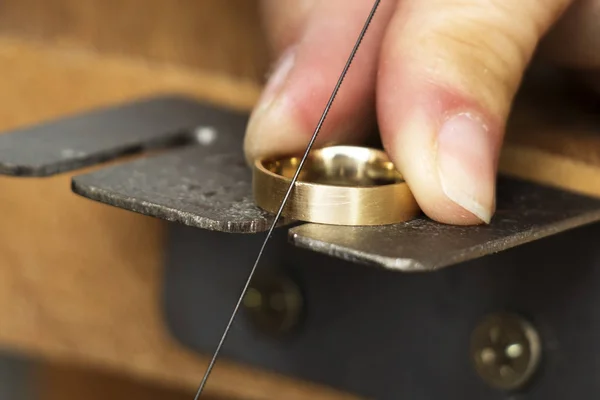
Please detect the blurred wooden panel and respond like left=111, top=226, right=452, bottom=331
left=0, top=2, right=597, bottom=400
left=36, top=362, right=198, bottom=400
left=0, top=37, right=261, bottom=130
left=0, top=0, right=270, bottom=82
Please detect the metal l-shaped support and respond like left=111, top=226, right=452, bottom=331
left=4, top=93, right=600, bottom=399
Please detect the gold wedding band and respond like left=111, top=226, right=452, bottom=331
left=252, top=145, right=420, bottom=226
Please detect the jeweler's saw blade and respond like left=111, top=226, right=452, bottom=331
left=191, top=0, right=384, bottom=397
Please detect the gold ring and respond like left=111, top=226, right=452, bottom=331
left=252, top=145, right=420, bottom=226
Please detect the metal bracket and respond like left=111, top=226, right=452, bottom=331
left=164, top=218, right=600, bottom=399
left=289, top=177, right=600, bottom=271
left=0, top=96, right=242, bottom=176
left=2, top=93, right=600, bottom=398
left=0, top=94, right=599, bottom=270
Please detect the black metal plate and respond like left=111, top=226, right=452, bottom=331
left=164, top=220, right=600, bottom=400
left=0, top=95, right=245, bottom=176
left=72, top=146, right=284, bottom=234
left=73, top=147, right=600, bottom=267
left=0, top=92, right=592, bottom=265
left=289, top=178, right=600, bottom=271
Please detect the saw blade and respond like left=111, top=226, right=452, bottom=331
left=192, top=1, right=383, bottom=397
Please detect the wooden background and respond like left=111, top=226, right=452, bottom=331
left=0, top=1, right=598, bottom=399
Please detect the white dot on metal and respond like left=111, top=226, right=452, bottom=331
left=194, top=127, right=218, bottom=146
left=505, top=343, right=523, bottom=359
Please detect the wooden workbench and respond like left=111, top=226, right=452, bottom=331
left=0, top=1, right=598, bottom=399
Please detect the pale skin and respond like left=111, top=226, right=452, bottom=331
left=243, top=0, right=600, bottom=225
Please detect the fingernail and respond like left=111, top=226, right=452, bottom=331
left=257, top=47, right=296, bottom=114
left=436, top=112, right=497, bottom=223
left=245, top=47, right=305, bottom=164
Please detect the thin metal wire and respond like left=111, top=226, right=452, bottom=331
left=192, top=1, right=382, bottom=398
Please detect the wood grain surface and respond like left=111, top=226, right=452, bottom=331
left=0, top=0, right=270, bottom=82
left=501, top=95, right=600, bottom=198
left=0, top=1, right=598, bottom=400
left=36, top=362, right=197, bottom=400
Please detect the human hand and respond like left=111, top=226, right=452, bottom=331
left=244, top=0, right=600, bottom=225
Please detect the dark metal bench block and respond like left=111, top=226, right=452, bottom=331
left=0, top=89, right=599, bottom=399
left=289, top=178, right=600, bottom=271
left=1, top=93, right=598, bottom=268
left=73, top=146, right=600, bottom=267
left=163, top=221, right=600, bottom=399
left=0, top=95, right=245, bottom=176
left=72, top=146, right=282, bottom=234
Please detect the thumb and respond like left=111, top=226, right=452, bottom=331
left=377, top=0, right=574, bottom=225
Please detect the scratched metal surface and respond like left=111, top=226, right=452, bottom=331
left=0, top=92, right=596, bottom=263
left=289, top=178, right=600, bottom=271
left=0, top=95, right=246, bottom=176
left=72, top=146, right=286, bottom=234
left=73, top=144, right=600, bottom=265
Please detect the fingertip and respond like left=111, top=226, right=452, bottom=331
left=244, top=47, right=304, bottom=164
left=243, top=96, right=308, bottom=165
left=387, top=109, right=493, bottom=226
left=374, top=0, right=572, bottom=226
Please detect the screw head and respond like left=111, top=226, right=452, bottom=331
left=470, top=313, right=541, bottom=391
left=242, top=274, right=303, bottom=336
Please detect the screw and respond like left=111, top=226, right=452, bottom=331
left=242, top=274, right=303, bottom=336
left=470, top=313, right=541, bottom=391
